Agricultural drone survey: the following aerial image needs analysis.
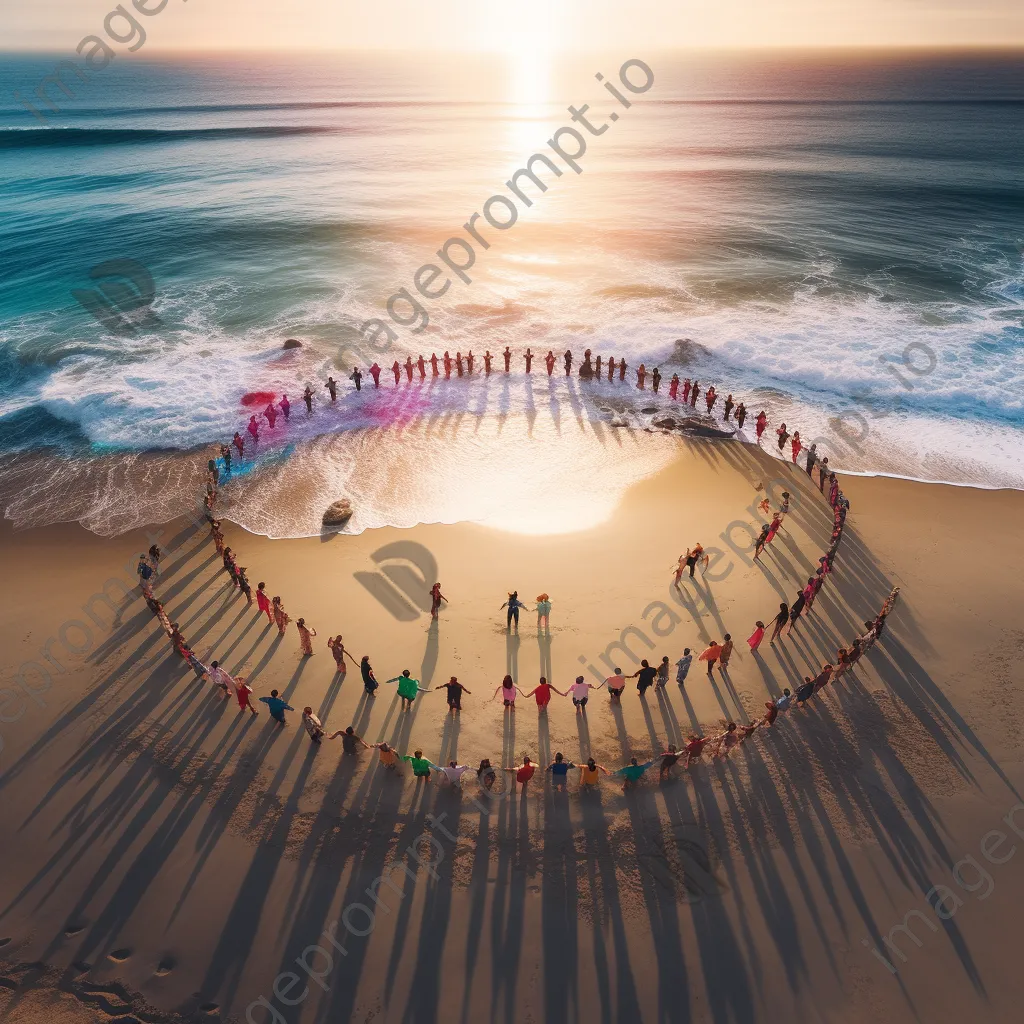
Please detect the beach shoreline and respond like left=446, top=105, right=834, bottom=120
left=2, top=434, right=1024, bottom=1022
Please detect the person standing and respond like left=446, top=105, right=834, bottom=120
left=769, top=602, right=789, bottom=643
left=272, top=596, right=290, bottom=636
left=723, top=394, right=734, bottom=420
left=579, top=758, right=610, bottom=788
left=690, top=381, right=700, bottom=407
left=302, top=707, right=325, bottom=743
left=747, top=621, right=765, bottom=653
left=753, top=521, right=771, bottom=560
left=545, top=350, right=555, bottom=376
left=535, top=593, right=551, bottom=629
left=264, top=402, right=278, bottom=429
left=279, top=394, right=291, bottom=420
left=433, top=761, right=473, bottom=786
left=547, top=752, right=576, bottom=790
left=791, top=431, right=802, bottom=464
left=630, top=659, right=659, bottom=696
left=430, top=582, right=447, bottom=619
left=504, top=756, right=537, bottom=791
left=776, top=422, right=789, bottom=453
left=327, top=635, right=353, bottom=672
left=303, top=386, right=314, bottom=413
left=652, top=368, right=662, bottom=393
left=386, top=669, right=429, bottom=711
left=207, top=660, right=234, bottom=698
left=330, top=725, right=371, bottom=755
left=658, top=745, right=682, bottom=781
left=350, top=367, right=363, bottom=391
left=247, top=415, right=260, bottom=445
left=392, top=360, right=402, bottom=384
left=675, top=649, right=692, bottom=685
left=613, top=758, right=654, bottom=788
left=500, top=591, right=528, bottom=631
left=522, top=676, right=563, bottom=710
left=405, top=356, right=415, bottom=382
left=466, top=351, right=475, bottom=374
left=669, top=374, right=680, bottom=400
left=755, top=411, right=768, bottom=443
left=566, top=675, right=603, bottom=710
left=805, top=442, right=818, bottom=476
left=325, top=376, right=338, bottom=401
left=607, top=357, right=616, bottom=381
left=503, top=346, right=512, bottom=372
left=735, top=402, right=747, bottom=429
left=618, top=359, right=627, bottom=382
left=402, top=750, right=435, bottom=781
left=435, top=676, right=470, bottom=714
left=564, top=350, right=573, bottom=376
left=483, top=351, right=493, bottom=373
left=259, top=689, right=294, bottom=724
left=698, top=641, right=722, bottom=676
left=429, top=354, right=439, bottom=377
left=524, top=348, right=533, bottom=373
left=455, top=352, right=464, bottom=377
left=718, top=634, right=734, bottom=671
left=492, top=674, right=520, bottom=710
left=296, top=617, right=317, bottom=656
left=636, top=363, right=646, bottom=389
left=234, top=676, right=258, bottom=716
left=360, top=655, right=378, bottom=696
left=369, top=363, right=382, bottom=387
left=605, top=668, right=626, bottom=701
left=656, top=655, right=671, bottom=687
left=417, top=355, right=426, bottom=379
left=786, top=590, right=806, bottom=634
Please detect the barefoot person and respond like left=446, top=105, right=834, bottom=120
left=430, top=582, right=447, bottom=619
left=259, top=689, right=294, bottom=725
left=386, top=669, right=429, bottom=711
left=401, top=749, right=435, bottom=782
left=579, top=758, right=611, bottom=788
left=234, top=676, right=258, bottom=716
left=329, top=725, right=370, bottom=754
left=296, top=617, right=317, bottom=656
left=504, top=756, right=537, bottom=791
left=491, top=674, right=520, bottom=710
left=301, top=707, right=325, bottom=743
left=435, top=676, right=471, bottom=715
left=256, top=582, right=273, bottom=623
left=547, top=752, right=577, bottom=790
left=605, top=668, right=627, bottom=701
left=360, top=655, right=379, bottom=696
left=522, top=676, right=563, bottom=710
left=613, top=757, right=655, bottom=788
left=566, top=674, right=603, bottom=710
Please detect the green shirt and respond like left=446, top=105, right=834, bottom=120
left=397, top=675, right=421, bottom=699
left=616, top=761, right=654, bottom=781
left=402, top=755, right=434, bottom=774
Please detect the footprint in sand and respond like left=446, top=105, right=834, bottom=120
left=64, top=924, right=84, bottom=937
left=199, top=1003, right=220, bottom=1015
left=107, top=949, right=132, bottom=963
left=154, top=958, right=175, bottom=977
left=71, top=962, right=92, bottom=976
left=0, top=938, right=11, bottom=948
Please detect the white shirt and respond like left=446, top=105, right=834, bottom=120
left=434, top=765, right=470, bottom=784
left=302, top=712, right=323, bottom=737
left=209, top=666, right=234, bottom=691
left=569, top=681, right=594, bottom=700
left=775, top=694, right=792, bottom=711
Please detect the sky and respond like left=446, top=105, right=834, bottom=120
left=2, top=0, right=1024, bottom=52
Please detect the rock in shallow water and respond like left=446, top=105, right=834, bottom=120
left=283, top=338, right=303, bottom=350
left=322, top=499, right=353, bottom=527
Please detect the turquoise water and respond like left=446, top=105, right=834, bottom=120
left=1, top=50, right=1023, bottom=531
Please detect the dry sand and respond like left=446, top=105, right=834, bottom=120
left=2, top=428, right=1024, bottom=1024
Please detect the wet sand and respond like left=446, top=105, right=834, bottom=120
left=2, top=429, right=1024, bottom=1024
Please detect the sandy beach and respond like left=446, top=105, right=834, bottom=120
left=2, top=424, right=1024, bottom=1024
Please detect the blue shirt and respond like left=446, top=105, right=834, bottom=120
left=549, top=761, right=573, bottom=776
left=676, top=655, right=692, bottom=682
left=259, top=696, right=293, bottom=718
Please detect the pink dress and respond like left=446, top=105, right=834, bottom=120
left=747, top=626, right=765, bottom=651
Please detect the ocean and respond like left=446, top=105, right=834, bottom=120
left=1, top=50, right=1022, bottom=537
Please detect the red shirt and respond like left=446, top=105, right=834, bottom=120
left=685, top=737, right=706, bottom=757
left=516, top=763, right=536, bottom=783
left=532, top=683, right=552, bottom=706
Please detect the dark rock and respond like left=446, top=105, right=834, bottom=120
left=671, top=338, right=713, bottom=365
left=640, top=406, right=659, bottom=415
left=322, top=499, right=353, bottom=527
left=283, top=338, right=303, bottom=350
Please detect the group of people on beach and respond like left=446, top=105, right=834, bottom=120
left=201, top=345, right=834, bottom=488
left=130, top=353, right=904, bottom=791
